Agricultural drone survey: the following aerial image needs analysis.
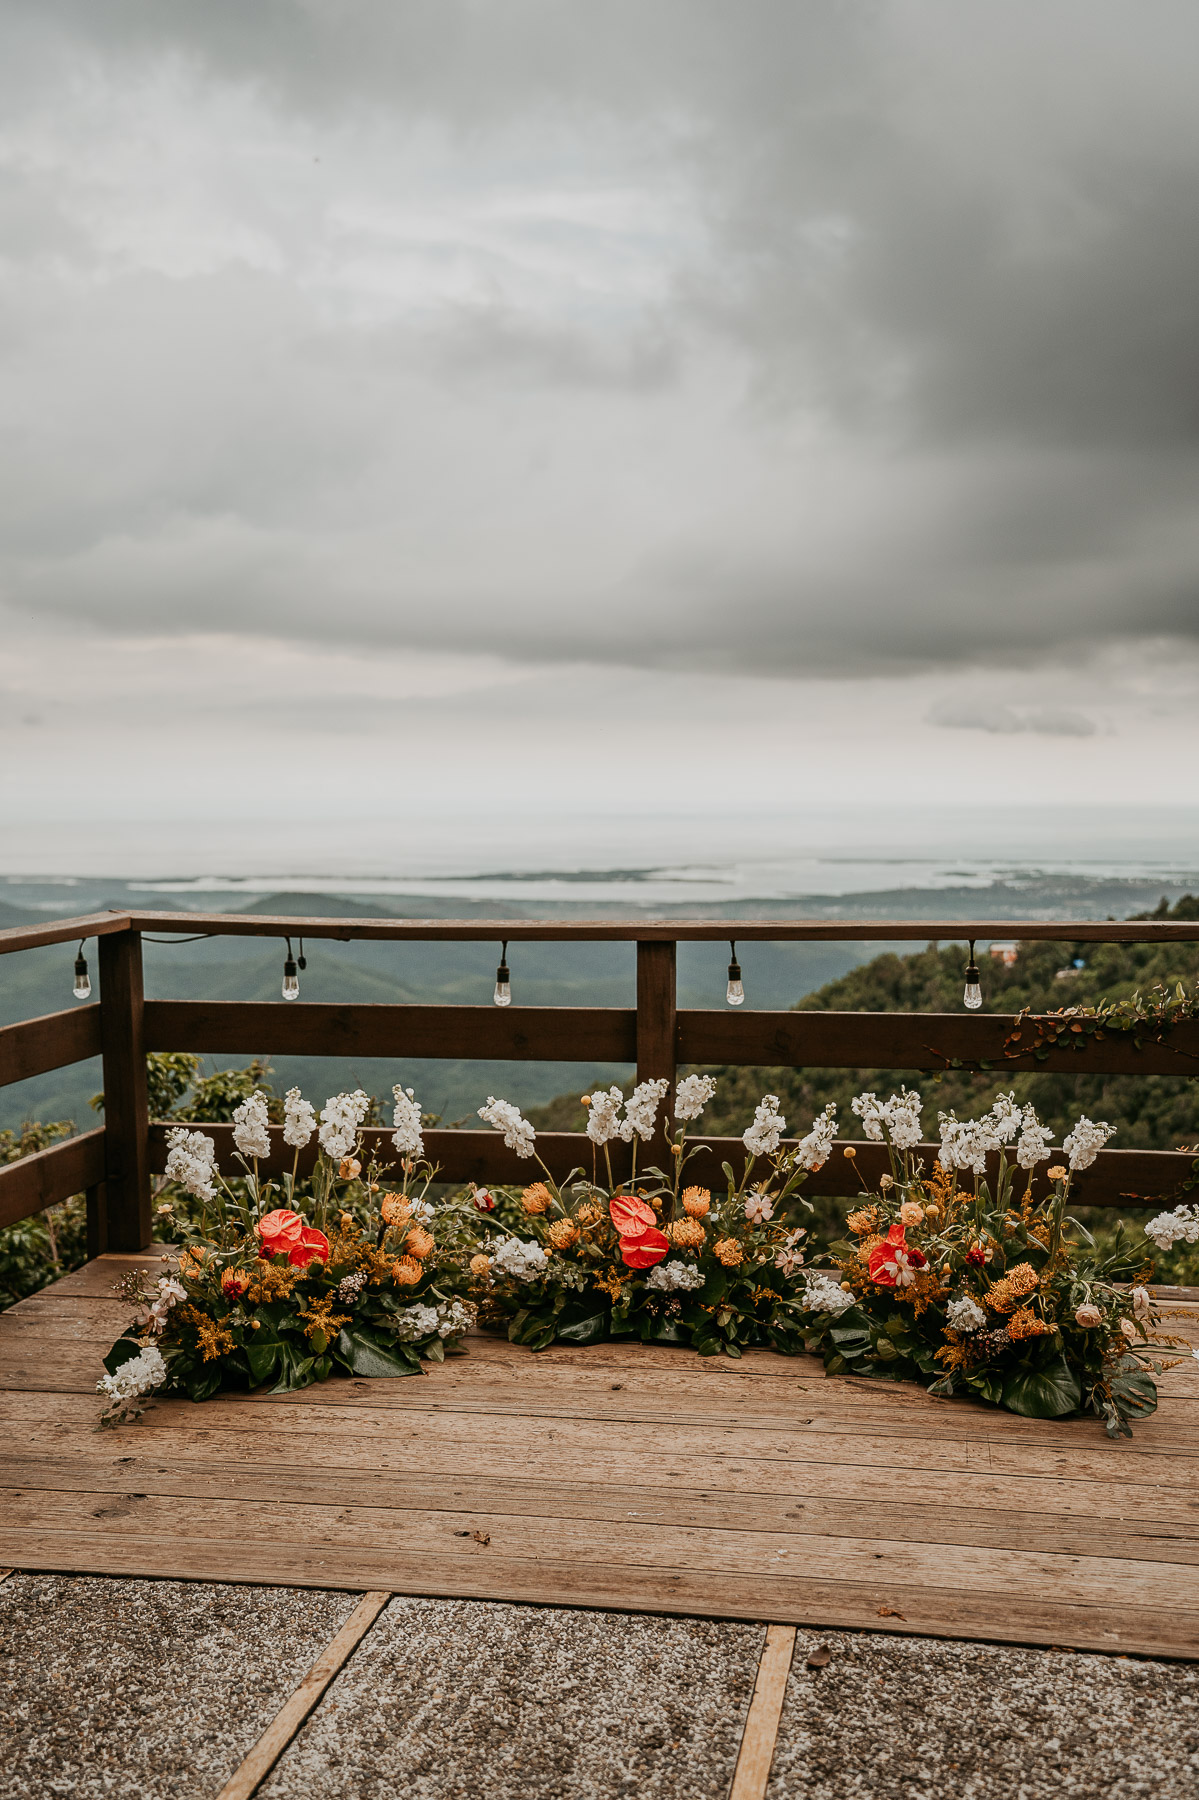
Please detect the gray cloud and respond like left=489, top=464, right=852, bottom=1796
left=927, top=699, right=1097, bottom=738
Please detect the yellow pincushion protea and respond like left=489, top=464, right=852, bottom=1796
left=380, top=1194, right=411, bottom=1227
left=682, top=1187, right=711, bottom=1218
left=575, top=1200, right=603, bottom=1226
left=521, top=1182, right=552, bottom=1215
left=713, top=1238, right=743, bottom=1267
left=547, top=1219, right=580, bottom=1250
left=405, top=1226, right=435, bottom=1260
left=669, top=1217, right=706, bottom=1249
left=393, top=1256, right=423, bottom=1286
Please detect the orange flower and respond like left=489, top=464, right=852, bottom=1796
left=682, top=1187, right=711, bottom=1218
left=668, top=1217, right=706, bottom=1250
left=548, top=1219, right=579, bottom=1250
left=575, top=1200, right=603, bottom=1227
left=380, top=1194, right=411, bottom=1227
left=393, top=1256, right=423, bottom=1286
left=469, top=1253, right=492, bottom=1278
left=405, top=1226, right=435, bottom=1260
left=521, top=1182, right=552, bottom=1215
left=899, top=1201, right=925, bottom=1226
left=713, top=1238, right=743, bottom=1267
left=220, top=1267, right=251, bottom=1299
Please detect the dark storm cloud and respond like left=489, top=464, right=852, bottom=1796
left=3, top=2, right=1199, bottom=678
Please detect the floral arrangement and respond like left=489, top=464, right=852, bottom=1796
left=98, top=1084, right=477, bottom=1424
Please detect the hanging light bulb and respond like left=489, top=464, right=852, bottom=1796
left=282, top=937, right=300, bottom=1001
left=726, top=941, right=745, bottom=1007
left=72, top=941, right=91, bottom=1001
left=493, top=941, right=511, bottom=1007
left=962, top=939, right=982, bottom=1010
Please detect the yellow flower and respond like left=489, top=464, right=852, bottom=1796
left=393, top=1256, right=423, bottom=1286
left=469, top=1253, right=492, bottom=1278
left=682, top=1187, right=711, bottom=1218
left=669, top=1217, right=706, bottom=1250
left=713, top=1238, right=743, bottom=1267
left=405, top=1226, right=435, bottom=1260
left=1007, top=1305, right=1052, bottom=1342
left=521, top=1182, right=552, bottom=1215
left=1047, top=1165, right=1068, bottom=1182
left=983, top=1262, right=1039, bottom=1314
left=548, top=1219, right=579, bottom=1250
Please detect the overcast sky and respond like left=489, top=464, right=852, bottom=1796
left=1, top=2, right=1197, bottom=865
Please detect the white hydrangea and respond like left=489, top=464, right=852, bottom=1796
left=1063, top=1115, right=1115, bottom=1171
left=436, top=1298, right=477, bottom=1338
left=793, top=1103, right=837, bottom=1171
left=852, top=1088, right=923, bottom=1150
left=393, top=1303, right=441, bottom=1342
left=478, top=1097, right=537, bottom=1158
left=283, top=1087, right=316, bottom=1149
left=391, top=1085, right=425, bottom=1159
left=164, top=1127, right=218, bottom=1202
left=744, top=1190, right=775, bottom=1224
left=620, top=1078, right=670, bottom=1143
left=947, top=1296, right=987, bottom=1333
left=1015, top=1105, right=1054, bottom=1170
left=674, top=1074, right=717, bottom=1122
left=801, top=1273, right=854, bottom=1316
left=743, top=1094, right=785, bottom=1157
left=490, top=1236, right=549, bottom=1279
left=319, top=1090, right=371, bottom=1163
left=392, top=1298, right=476, bottom=1343
left=1145, top=1205, right=1199, bottom=1251
left=645, top=1260, right=706, bottom=1292
left=584, top=1086, right=624, bottom=1146
left=97, top=1344, right=167, bottom=1404
left=232, top=1090, right=272, bottom=1161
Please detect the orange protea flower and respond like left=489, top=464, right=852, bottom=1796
left=177, top=1248, right=207, bottom=1281
left=682, top=1187, right=711, bottom=1218
left=548, top=1219, right=579, bottom=1250
left=575, top=1200, right=603, bottom=1227
left=668, top=1217, right=706, bottom=1250
left=521, top=1182, right=552, bottom=1215
left=406, top=1226, right=435, bottom=1260
left=847, top=1207, right=879, bottom=1236
left=983, top=1262, right=1039, bottom=1314
left=380, top=1194, right=411, bottom=1227
left=393, top=1256, right=423, bottom=1286
left=1007, top=1305, right=1052, bottom=1341
left=469, top=1253, right=492, bottom=1278
left=713, top=1238, right=743, bottom=1267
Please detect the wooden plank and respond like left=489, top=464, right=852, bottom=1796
left=729, top=1625, right=794, bottom=1800
left=0, top=911, right=132, bottom=958
left=0, top=1130, right=106, bottom=1230
left=124, top=911, right=1199, bottom=943
left=637, top=939, right=677, bottom=1170
left=98, top=931, right=150, bottom=1252
left=678, top=1008, right=1199, bottom=1076
left=0, top=1006, right=103, bottom=1087
left=215, top=1590, right=390, bottom=1800
left=143, top=999, right=637, bottom=1062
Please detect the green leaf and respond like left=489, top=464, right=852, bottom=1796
left=1108, top=1356, right=1158, bottom=1422
left=334, top=1328, right=419, bottom=1380
left=557, top=1311, right=609, bottom=1346
left=1001, top=1355, right=1081, bottom=1419
left=102, top=1337, right=145, bottom=1378
left=246, top=1340, right=280, bottom=1385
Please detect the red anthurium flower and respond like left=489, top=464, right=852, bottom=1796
left=292, top=1225, right=331, bottom=1269
left=609, top=1194, right=656, bottom=1235
left=867, top=1222, right=928, bottom=1289
left=619, top=1226, right=670, bottom=1269
left=256, top=1209, right=330, bottom=1269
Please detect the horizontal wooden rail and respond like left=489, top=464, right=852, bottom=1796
left=0, top=911, right=131, bottom=957
left=0, top=1129, right=106, bottom=1230
left=0, top=1007, right=103, bottom=1088
left=143, top=1000, right=638, bottom=1063
left=146, top=1123, right=1196, bottom=1207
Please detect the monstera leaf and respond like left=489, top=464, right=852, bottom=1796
left=1001, top=1355, right=1080, bottom=1418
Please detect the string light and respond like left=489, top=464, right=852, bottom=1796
left=962, top=939, right=982, bottom=1011
left=72, top=941, right=91, bottom=1001
left=726, top=941, right=745, bottom=1007
left=493, top=941, right=511, bottom=1007
left=282, top=936, right=301, bottom=1001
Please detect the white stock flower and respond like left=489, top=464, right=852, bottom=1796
left=232, top=1091, right=272, bottom=1161
left=490, top=1236, right=549, bottom=1279
left=674, top=1074, right=717, bottom=1122
left=283, top=1087, right=316, bottom=1149
left=584, top=1086, right=624, bottom=1146
left=988, top=1093, right=1022, bottom=1144
left=97, top=1344, right=167, bottom=1405
left=793, top=1103, right=837, bottom=1171
left=620, top=1078, right=670, bottom=1143
left=478, top=1097, right=537, bottom=1158
left=743, top=1094, right=785, bottom=1157
left=1063, top=1115, right=1115, bottom=1171
left=391, top=1086, right=425, bottom=1159
left=164, top=1127, right=218, bottom=1202
left=1015, top=1106, right=1054, bottom=1170
left=744, top=1190, right=775, bottom=1225
left=852, top=1088, right=922, bottom=1150
left=645, top=1260, right=706, bottom=1292
left=947, top=1296, right=987, bottom=1333
left=1144, top=1205, right=1199, bottom=1251
left=937, top=1112, right=997, bottom=1176
left=319, top=1090, right=371, bottom=1163
left=801, top=1273, right=854, bottom=1316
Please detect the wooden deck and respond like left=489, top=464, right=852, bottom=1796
left=2, top=1253, right=1198, bottom=1662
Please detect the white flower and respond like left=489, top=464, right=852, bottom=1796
left=478, top=1097, right=537, bottom=1158
left=490, top=1236, right=549, bottom=1279
left=793, top=1103, right=837, bottom=1171
left=584, top=1086, right=624, bottom=1146
left=988, top=1092, right=1022, bottom=1144
left=774, top=1247, right=805, bottom=1276
left=620, top=1078, right=670, bottom=1143
left=1015, top=1105, right=1054, bottom=1170
left=97, top=1344, right=167, bottom=1405
left=436, top=1298, right=477, bottom=1339
left=408, top=1198, right=434, bottom=1224
left=283, top=1087, right=316, bottom=1149
left=853, top=1088, right=923, bottom=1150
left=744, top=1190, right=775, bottom=1225
left=391, top=1085, right=425, bottom=1159
left=232, top=1090, right=272, bottom=1161
left=937, top=1112, right=996, bottom=1176
left=744, top=1094, right=785, bottom=1157
left=135, top=1275, right=187, bottom=1336
left=674, top=1074, right=717, bottom=1122
left=645, top=1260, right=706, bottom=1292
left=801, top=1274, right=854, bottom=1316
left=163, top=1127, right=218, bottom=1202
left=319, top=1090, right=371, bottom=1163
left=1144, top=1205, right=1199, bottom=1251
left=1130, top=1285, right=1153, bottom=1322
left=947, top=1296, right=987, bottom=1333
left=393, top=1302, right=441, bottom=1342
left=1063, top=1115, right=1115, bottom=1171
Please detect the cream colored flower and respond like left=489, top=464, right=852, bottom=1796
left=1074, top=1303, right=1102, bottom=1327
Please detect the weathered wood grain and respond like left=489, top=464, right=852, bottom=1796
left=0, top=1006, right=102, bottom=1086
left=0, top=1130, right=106, bottom=1230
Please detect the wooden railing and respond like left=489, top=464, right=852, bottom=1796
left=2, top=908, right=1198, bottom=1252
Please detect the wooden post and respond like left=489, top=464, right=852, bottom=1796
left=98, top=930, right=151, bottom=1251
left=85, top=1182, right=108, bottom=1259
left=636, top=939, right=677, bottom=1179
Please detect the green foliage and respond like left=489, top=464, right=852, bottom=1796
left=0, top=1119, right=89, bottom=1308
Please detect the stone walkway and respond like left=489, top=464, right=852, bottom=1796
left=2, top=1573, right=1198, bottom=1799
